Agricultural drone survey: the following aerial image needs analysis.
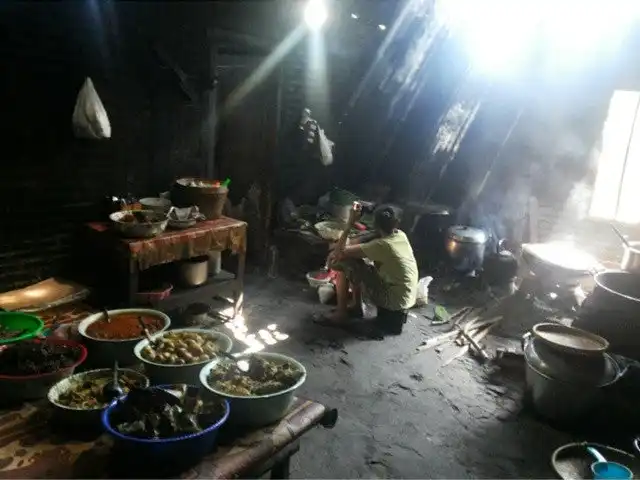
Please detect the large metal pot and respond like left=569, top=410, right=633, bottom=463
left=575, top=270, right=640, bottom=359
left=523, top=335, right=622, bottom=421
left=585, top=270, right=640, bottom=314
left=445, top=226, right=487, bottom=274
left=621, top=241, right=640, bottom=273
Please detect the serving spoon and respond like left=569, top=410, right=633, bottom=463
left=102, top=361, right=124, bottom=401
left=137, top=316, right=158, bottom=347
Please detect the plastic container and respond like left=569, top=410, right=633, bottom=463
left=0, top=339, right=88, bottom=402
left=0, top=312, right=44, bottom=345
left=101, top=386, right=229, bottom=466
left=199, top=352, right=306, bottom=428
left=77, top=309, right=171, bottom=367
left=134, top=328, right=233, bottom=385
left=47, top=368, right=149, bottom=430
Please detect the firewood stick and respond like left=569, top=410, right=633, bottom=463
left=442, top=345, right=470, bottom=366
left=417, top=330, right=459, bottom=351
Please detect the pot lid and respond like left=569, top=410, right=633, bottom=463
left=524, top=336, right=618, bottom=386
left=532, top=322, right=609, bottom=355
left=448, top=225, right=487, bottom=244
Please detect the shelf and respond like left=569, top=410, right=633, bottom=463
left=156, top=270, right=237, bottom=310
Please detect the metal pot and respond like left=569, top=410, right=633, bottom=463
left=177, top=256, right=209, bottom=287
left=621, top=241, right=640, bottom=273
left=586, top=270, right=640, bottom=314
left=445, top=226, right=487, bottom=274
left=523, top=336, right=622, bottom=421
left=576, top=270, right=640, bottom=359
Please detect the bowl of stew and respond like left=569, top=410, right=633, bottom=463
left=78, top=309, right=171, bottom=367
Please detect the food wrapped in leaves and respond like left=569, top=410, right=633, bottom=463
left=111, top=386, right=225, bottom=439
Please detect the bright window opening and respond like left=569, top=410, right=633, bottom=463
left=589, top=90, right=640, bottom=224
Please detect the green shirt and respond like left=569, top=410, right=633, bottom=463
left=360, top=230, right=419, bottom=310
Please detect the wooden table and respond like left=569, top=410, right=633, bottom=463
left=0, top=397, right=337, bottom=479
left=86, top=217, right=247, bottom=315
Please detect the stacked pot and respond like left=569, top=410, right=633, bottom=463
left=523, top=323, right=622, bottom=422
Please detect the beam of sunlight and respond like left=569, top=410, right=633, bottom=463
left=219, top=309, right=290, bottom=354
left=305, top=30, right=330, bottom=122
left=347, top=0, right=420, bottom=109
left=466, top=108, right=525, bottom=204
left=221, top=26, right=306, bottom=116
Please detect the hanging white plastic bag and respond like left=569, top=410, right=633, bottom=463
left=72, top=77, right=111, bottom=140
left=414, top=276, right=433, bottom=306
left=318, top=127, right=334, bottom=166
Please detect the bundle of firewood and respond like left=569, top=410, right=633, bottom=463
left=417, top=304, right=504, bottom=366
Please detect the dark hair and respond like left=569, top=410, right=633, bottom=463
left=374, top=205, right=400, bottom=235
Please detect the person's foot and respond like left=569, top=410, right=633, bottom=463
left=313, top=310, right=349, bottom=327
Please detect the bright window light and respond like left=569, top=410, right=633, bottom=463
left=437, top=0, right=638, bottom=76
left=590, top=90, right=640, bottom=224
left=304, top=0, right=329, bottom=31
left=351, top=13, right=359, bottom=19
left=378, top=24, right=387, bottom=31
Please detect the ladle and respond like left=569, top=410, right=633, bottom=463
left=587, top=446, right=633, bottom=480
left=137, top=316, right=157, bottom=347
left=218, top=351, right=249, bottom=372
left=611, top=224, right=630, bottom=248
left=103, top=307, right=111, bottom=324
left=102, top=361, right=124, bottom=401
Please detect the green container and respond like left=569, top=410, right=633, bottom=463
left=0, top=312, right=44, bottom=345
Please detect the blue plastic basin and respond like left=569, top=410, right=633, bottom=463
left=101, top=385, right=229, bottom=464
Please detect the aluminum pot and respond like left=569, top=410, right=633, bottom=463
left=177, top=256, right=209, bottom=287
left=621, top=241, right=640, bottom=273
left=445, top=226, right=487, bottom=273
left=524, top=337, right=622, bottom=422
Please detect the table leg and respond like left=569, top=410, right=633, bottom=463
left=127, top=261, right=140, bottom=306
left=233, top=249, right=246, bottom=317
left=270, top=456, right=291, bottom=480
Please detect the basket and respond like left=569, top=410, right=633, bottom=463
left=172, top=178, right=228, bottom=220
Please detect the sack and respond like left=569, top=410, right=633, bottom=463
left=72, top=77, right=111, bottom=140
left=414, top=276, right=433, bottom=306
left=318, top=127, right=334, bottom=166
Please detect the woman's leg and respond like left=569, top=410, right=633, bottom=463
left=325, top=271, right=349, bottom=323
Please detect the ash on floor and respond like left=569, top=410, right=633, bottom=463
left=204, top=273, right=630, bottom=479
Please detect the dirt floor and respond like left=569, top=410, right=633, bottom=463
left=191, top=274, right=637, bottom=478
left=199, top=272, right=597, bottom=479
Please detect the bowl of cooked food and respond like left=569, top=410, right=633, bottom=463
left=102, top=384, right=229, bottom=468
left=78, top=309, right=171, bottom=366
left=47, top=367, right=150, bottom=428
left=134, top=328, right=233, bottom=385
left=0, top=312, right=44, bottom=345
left=314, top=221, right=347, bottom=241
left=139, top=197, right=172, bottom=214
left=199, top=352, right=306, bottom=428
left=0, top=338, right=87, bottom=403
left=109, top=210, right=168, bottom=238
